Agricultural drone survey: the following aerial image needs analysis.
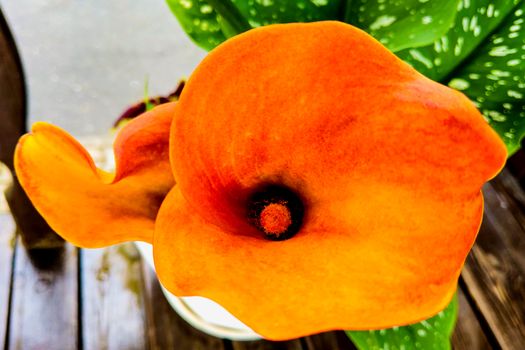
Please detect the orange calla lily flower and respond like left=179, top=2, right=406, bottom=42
left=15, top=21, right=506, bottom=340
left=15, top=102, right=175, bottom=247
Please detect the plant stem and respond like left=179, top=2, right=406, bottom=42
left=207, top=0, right=251, bottom=35
left=342, top=0, right=355, bottom=24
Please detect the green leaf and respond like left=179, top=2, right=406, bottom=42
left=231, top=0, right=342, bottom=28
left=345, top=0, right=461, bottom=52
left=446, top=3, right=525, bottom=155
left=165, top=0, right=224, bottom=51
left=397, top=0, right=524, bottom=154
left=397, top=0, right=521, bottom=80
left=165, top=0, right=230, bottom=51
left=166, top=0, right=459, bottom=53
left=165, top=0, right=343, bottom=51
left=346, top=294, right=458, bottom=350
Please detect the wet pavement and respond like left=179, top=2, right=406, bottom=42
left=1, top=0, right=206, bottom=136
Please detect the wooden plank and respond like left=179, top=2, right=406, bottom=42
left=0, top=213, right=15, bottom=349
left=231, top=339, right=304, bottom=350
left=7, top=242, right=78, bottom=350
left=452, top=287, right=492, bottom=350
left=507, top=148, right=525, bottom=186
left=482, top=176, right=525, bottom=271
left=142, top=262, right=226, bottom=350
left=303, top=331, right=357, bottom=350
left=80, top=243, right=148, bottom=350
left=461, top=176, right=525, bottom=350
left=492, top=168, right=525, bottom=218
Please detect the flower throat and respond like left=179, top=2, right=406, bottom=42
left=247, top=185, right=304, bottom=241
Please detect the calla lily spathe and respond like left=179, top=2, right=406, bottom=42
left=15, top=21, right=506, bottom=340
left=15, top=103, right=175, bottom=246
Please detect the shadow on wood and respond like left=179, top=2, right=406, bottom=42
left=7, top=239, right=78, bottom=350
left=507, top=147, right=525, bottom=189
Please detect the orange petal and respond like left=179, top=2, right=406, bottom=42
left=15, top=102, right=176, bottom=247
left=155, top=187, right=475, bottom=339
left=155, top=22, right=506, bottom=339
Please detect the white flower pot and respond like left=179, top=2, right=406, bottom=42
left=135, top=242, right=262, bottom=341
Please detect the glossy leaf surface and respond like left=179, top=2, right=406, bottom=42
left=397, top=0, right=524, bottom=153
left=448, top=3, right=525, bottom=154
left=347, top=294, right=458, bottom=350
left=165, top=0, right=459, bottom=52
left=345, top=0, right=461, bottom=52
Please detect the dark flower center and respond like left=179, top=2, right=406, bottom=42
left=247, top=185, right=304, bottom=241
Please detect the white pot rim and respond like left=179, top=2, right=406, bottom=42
left=134, top=242, right=262, bottom=341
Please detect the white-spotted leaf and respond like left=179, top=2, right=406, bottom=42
left=397, top=0, right=524, bottom=154
left=445, top=3, right=525, bottom=154
left=165, top=0, right=230, bottom=51
left=347, top=294, right=458, bottom=350
left=166, top=0, right=460, bottom=53
left=346, top=0, right=461, bottom=52
left=231, top=0, right=341, bottom=29
left=397, top=0, right=521, bottom=80
left=165, top=0, right=343, bottom=51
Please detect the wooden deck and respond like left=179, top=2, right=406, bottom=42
left=0, top=158, right=524, bottom=349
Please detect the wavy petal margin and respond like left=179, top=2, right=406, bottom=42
left=14, top=102, right=176, bottom=247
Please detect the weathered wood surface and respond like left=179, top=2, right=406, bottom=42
left=231, top=340, right=303, bottom=350
left=461, top=169, right=525, bottom=350
left=452, top=287, right=492, bottom=350
left=81, top=244, right=148, bottom=350
left=142, top=264, right=227, bottom=350
left=7, top=242, right=78, bottom=350
left=303, top=332, right=357, bottom=350
left=508, top=147, right=525, bottom=187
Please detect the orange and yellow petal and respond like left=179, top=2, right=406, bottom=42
left=15, top=102, right=176, bottom=247
left=153, top=22, right=506, bottom=339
